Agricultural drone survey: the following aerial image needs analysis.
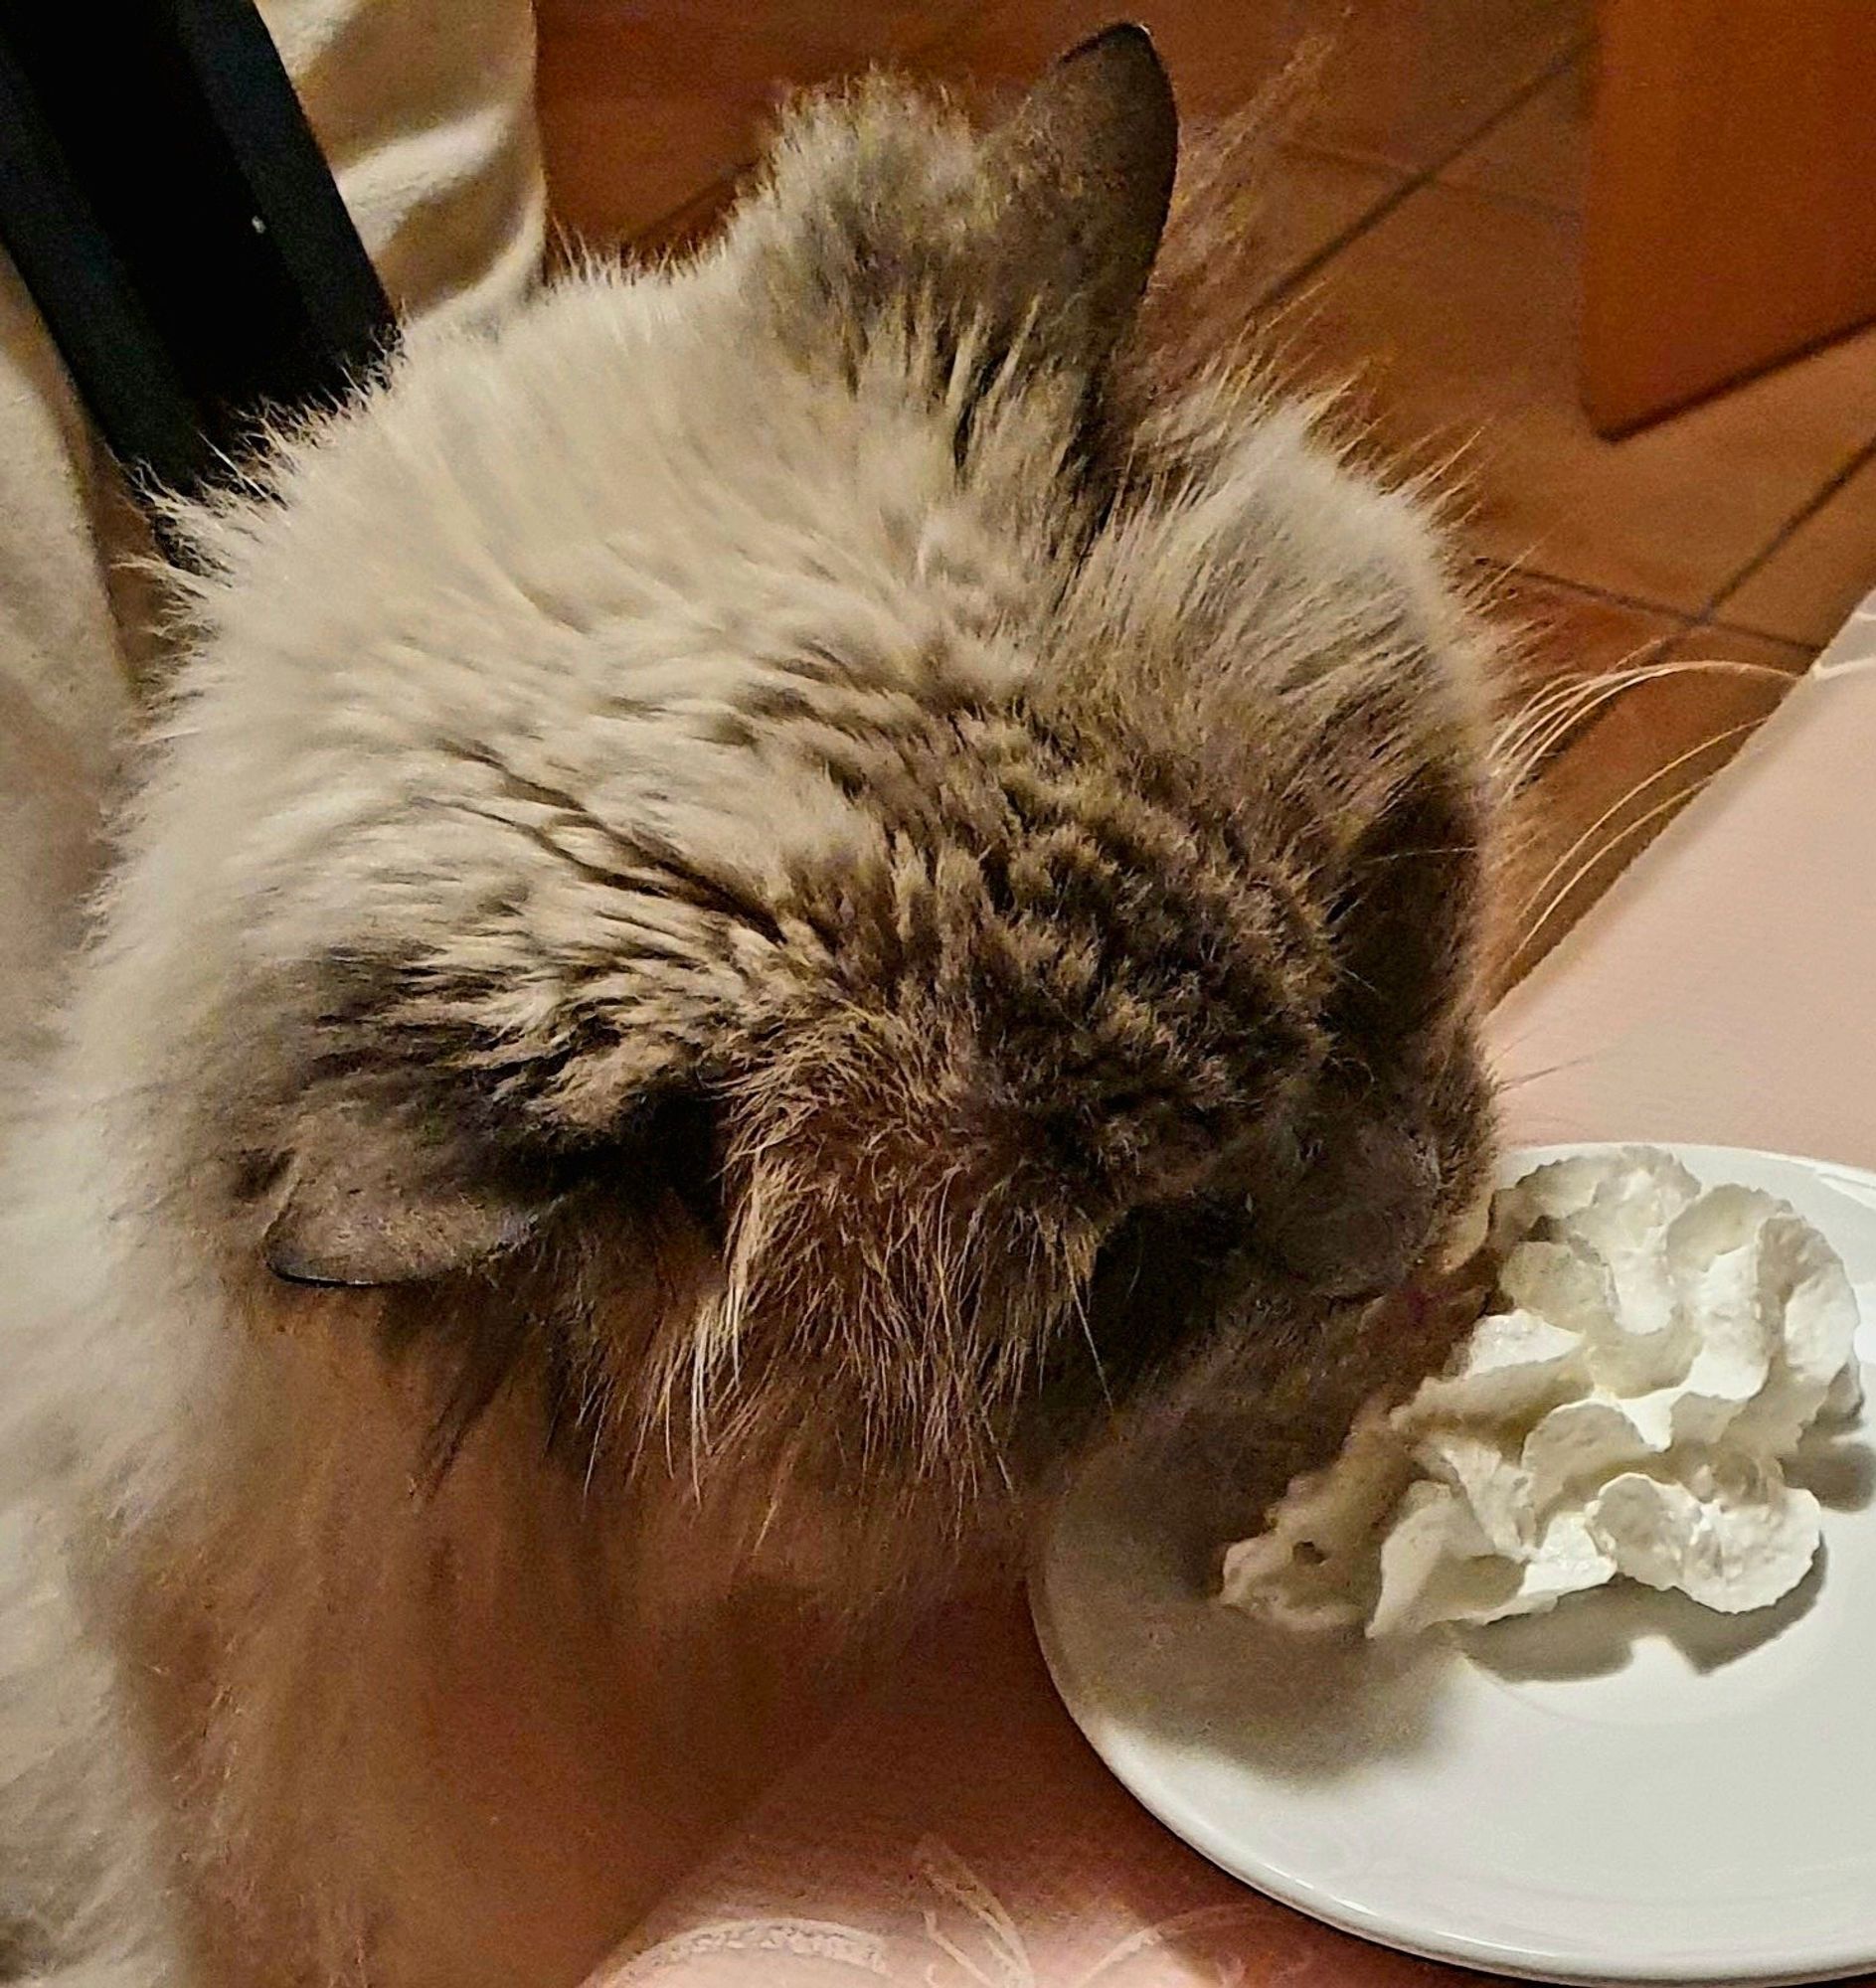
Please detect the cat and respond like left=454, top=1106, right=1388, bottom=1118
left=0, top=26, right=1500, bottom=1988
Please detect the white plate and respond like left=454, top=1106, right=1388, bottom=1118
left=1032, top=1144, right=1876, bottom=1986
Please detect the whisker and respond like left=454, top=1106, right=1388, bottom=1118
left=1493, top=1047, right=1620, bottom=1093
left=1511, top=715, right=1764, bottom=933
left=981, top=1413, right=1016, bottom=1497
left=1495, top=664, right=1650, bottom=763
left=1514, top=747, right=1746, bottom=955
left=1507, top=658, right=1713, bottom=763
left=1490, top=653, right=1789, bottom=794
left=1072, top=1287, right=1113, bottom=1413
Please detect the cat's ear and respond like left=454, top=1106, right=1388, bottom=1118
left=978, top=23, right=1178, bottom=370
left=256, top=1069, right=724, bottom=1288
left=258, top=1090, right=569, bottom=1288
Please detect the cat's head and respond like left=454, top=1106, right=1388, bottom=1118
left=149, top=28, right=1496, bottom=1567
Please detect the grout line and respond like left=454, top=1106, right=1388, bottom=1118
left=632, top=170, right=745, bottom=252
left=1697, top=616, right=1819, bottom=656
left=627, top=0, right=1001, bottom=245
left=1693, top=430, right=1876, bottom=626
left=628, top=27, right=1597, bottom=282
left=1488, top=559, right=1811, bottom=785
left=1260, top=36, right=1591, bottom=311
left=1487, top=562, right=1816, bottom=667
left=1665, top=623, right=1814, bottom=668
left=1301, top=140, right=1583, bottom=225
left=1484, top=561, right=1695, bottom=627
left=1434, top=180, right=1581, bottom=222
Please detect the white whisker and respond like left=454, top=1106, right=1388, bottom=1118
left=1512, top=715, right=1765, bottom=937
left=1514, top=746, right=1748, bottom=956
left=1491, top=654, right=1789, bottom=797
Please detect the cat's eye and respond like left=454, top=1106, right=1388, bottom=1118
left=627, top=1084, right=726, bottom=1241
left=1085, top=1199, right=1246, bottom=1388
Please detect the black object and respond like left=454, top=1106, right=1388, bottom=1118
left=0, top=0, right=394, bottom=496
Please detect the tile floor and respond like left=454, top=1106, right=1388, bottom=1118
left=535, top=0, right=1876, bottom=979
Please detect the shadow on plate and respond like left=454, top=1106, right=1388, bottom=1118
left=1463, top=1427, right=1872, bottom=1683
left=1041, top=1424, right=1875, bottom=1775
left=1038, top=1435, right=1458, bottom=1786
left=1790, top=1425, right=1876, bottom=1513
left=1458, top=1553, right=1823, bottom=1683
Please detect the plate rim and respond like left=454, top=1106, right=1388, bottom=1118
left=1030, top=1140, right=1876, bottom=1988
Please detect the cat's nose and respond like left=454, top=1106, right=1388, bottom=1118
left=1262, top=1125, right=1440, bottom=1302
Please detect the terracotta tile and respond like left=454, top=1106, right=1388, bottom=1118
left=1482, top=567, right=1684, bottom=696
left=537, top=88, right=742, bottom=245
left=539, top=0, right=1581, bottom=247
left=1477, top=569, right=1677, bottom=751
left=1496, top=620, right=1811, bottom=989
left=539, top=3, right=1411, bottom=263
left=914, top=0, right=1296, bottom=119
left=1281, top=182, right=1876, bottom=614
left=622, top=134, right=1403, bottom=292
left=625, top=176, right=741, bottom=262
left=920, top=0, right=1588, bottom=166
left=1712, top=455, right=1876, bottom=650
left=1439, top=52, right=1590, bottom=212
left=1456, top=571, right=1815, bottom=991
left=1303, top=0, right=1590, bottom=172
left=1258, top=146, right=1406, bottom=301
left=536, top=0, right=983, bottom=244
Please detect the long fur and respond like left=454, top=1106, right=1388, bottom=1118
left=1, top=41, right=1502, bottom=1988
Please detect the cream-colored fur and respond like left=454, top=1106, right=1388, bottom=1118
left=0, top=38, right=1498, bottom=1988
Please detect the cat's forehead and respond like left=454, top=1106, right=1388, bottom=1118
left=187, top=307, right=1071, bottom=961
left=265, top=708, right=1333, bottom=1193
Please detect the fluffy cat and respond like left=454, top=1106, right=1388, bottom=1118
left=0, top=28, right=1499, bottom=1988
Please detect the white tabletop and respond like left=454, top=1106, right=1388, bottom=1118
left=1494, top=592, right=1876, bottom=1172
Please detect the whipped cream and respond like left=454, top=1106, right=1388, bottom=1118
left=1219, top=1148, right=1864, bottom=1637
